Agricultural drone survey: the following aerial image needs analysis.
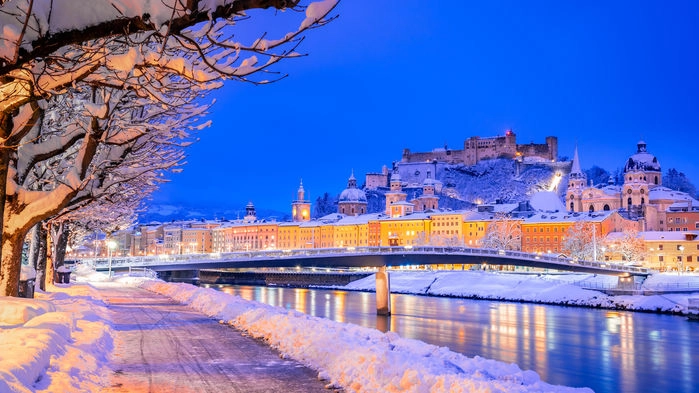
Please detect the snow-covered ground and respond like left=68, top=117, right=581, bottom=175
left=341, top=270, right=699, bottom=314
left=2, top=267, right=698, bottom=392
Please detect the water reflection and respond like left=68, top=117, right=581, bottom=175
left=216, top=285, right=698, bottom=393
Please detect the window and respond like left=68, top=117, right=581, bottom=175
left=659, top=255, right=664, bottom=262
left=658, top=245, right=663, bottom=250
left=688, top=256, right=693, bottom=263
left=677, top=245, right=683, bottom=251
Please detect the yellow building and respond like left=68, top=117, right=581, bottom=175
left=429, top=211, right=464, bottom=246
left=379, top=213, right=432, bottom=246
left=608, top=231, right=699, bottom=272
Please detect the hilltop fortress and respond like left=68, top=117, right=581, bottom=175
left=365, top=131, right=559, bottom=190
left=401, top=130, right=558, bottom=166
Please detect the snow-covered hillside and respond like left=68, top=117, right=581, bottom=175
left=364, top=159, right=571, bottom=214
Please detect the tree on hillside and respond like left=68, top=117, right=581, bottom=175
left=0, top=0, right=338, bottom=296
left=585, top=166, right=611, bottom=187
left=481, top=213, right=522, bottom=251
left=664, top=168, right=698, bottom=197
left=314, top=192, right=337, bottom=217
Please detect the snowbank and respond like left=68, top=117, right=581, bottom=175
left=141, top=280, right=591, bottom=392
left=0, top=285, right=113, bottom=393
left=342, top=270, right=699, bottom=314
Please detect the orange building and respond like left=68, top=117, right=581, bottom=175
left=212, top=221, right=278, bottom=252
left=665, top=209, right=699, bottom=232
left=521, top=211, right=641, bottom=254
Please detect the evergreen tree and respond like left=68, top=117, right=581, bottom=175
left=584, top=166, right=611, bottom=187
left=314, top=193, right=337, bottom=217
left=664, top=168, right=698, bottom=197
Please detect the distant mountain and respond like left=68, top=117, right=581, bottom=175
left=137, top=203, right=288, bottom=224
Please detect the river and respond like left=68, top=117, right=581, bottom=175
left=212, top=284, right=698, bottom=393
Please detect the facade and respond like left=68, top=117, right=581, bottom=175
left=365, top=165, right=389, bottom=190
left=604, top=231, right=699, bottom=272
left=521, top=210, right=641, bottom=254
left=412, top=179, right=439, bottom=212
left=401, top=131, right=557, bottom=167
left=666, top=210, right=699, bottom=232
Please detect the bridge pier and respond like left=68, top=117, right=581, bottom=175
left=376, top=266, right=391, bottom=316
left=618, top=274, right=646, bottom=289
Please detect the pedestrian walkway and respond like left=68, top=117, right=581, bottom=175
left=99, top=286, right=335, bottom=393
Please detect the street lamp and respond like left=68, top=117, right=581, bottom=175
left=678, top=245, right=685, bottom=274
left=107, top=240, right=117, bottom=278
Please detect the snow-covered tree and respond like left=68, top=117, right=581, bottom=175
left=605, top=229, right=646, bottom=264
left=0, top=0, right=338, bottom=295
left=481, top=213, right=522, bottom=251
left=562, top=221, right=603, bottom=261
left=314, top=192, right=337, bottom=217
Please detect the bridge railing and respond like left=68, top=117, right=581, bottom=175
left=74, top=245, right=650, bottom=275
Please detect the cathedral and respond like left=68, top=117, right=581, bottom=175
left=566, top=140, right=698, bottom=231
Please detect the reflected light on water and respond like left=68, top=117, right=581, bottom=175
left=215, top=285, right=698, bottom=393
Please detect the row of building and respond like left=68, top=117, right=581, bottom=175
left=83, top=139, right=699, bottom=273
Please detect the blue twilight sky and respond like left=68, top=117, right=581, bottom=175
left=149, top=0, right=699, bottom=215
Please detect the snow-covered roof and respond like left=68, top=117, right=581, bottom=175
left=649, top=186, right=699, bottom=206
left=600, top=185, right=621, bottom=195
left=524, top=210, right=615, bottom=224
left=338, top=187, right=367, bottom=203
left=623, top=140, right=660, bottom=173
left=529, top=191, right=566, bottom=212
left=636, top=231, right=699, bottom=242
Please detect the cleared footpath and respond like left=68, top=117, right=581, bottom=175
left=100, top=286, right=336, bottom=393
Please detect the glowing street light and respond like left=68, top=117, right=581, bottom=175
left=107, top=240, right=117, bottom=278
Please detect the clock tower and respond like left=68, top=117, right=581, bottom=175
left=292, top=180, right=311, bottom=222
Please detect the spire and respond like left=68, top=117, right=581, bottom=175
left=347, top=170, right=357, bottom=189
left=297, top=179, right=305, bottom=201
left=571, top=145, right=582, bottom=175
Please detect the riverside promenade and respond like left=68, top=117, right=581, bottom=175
left=98, top=286, right=335, bottom=393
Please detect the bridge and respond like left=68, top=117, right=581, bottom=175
left=77, top=246, right=650, bottom=315
left=80, top=245, right=649, bottom=276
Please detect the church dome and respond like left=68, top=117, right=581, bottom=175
left=339, top=171, right=367, bottom=203
left=339, top=187, right=367, bottom=203
left=624, top=140, right=661, bottom=173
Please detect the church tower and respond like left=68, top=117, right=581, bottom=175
left=414, top=178, right=439, bottom=212
left=292, top=180, right=311, bottom=222
left=385, top=173, right=408, bottom=216
left=566, top=146, right=587, bottom=212
left=622, top=140, right=661, bottom=213
left=244, top=201, right=256, bottom=222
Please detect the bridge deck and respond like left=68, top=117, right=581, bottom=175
left=76, top=246, right=650, bottom=277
